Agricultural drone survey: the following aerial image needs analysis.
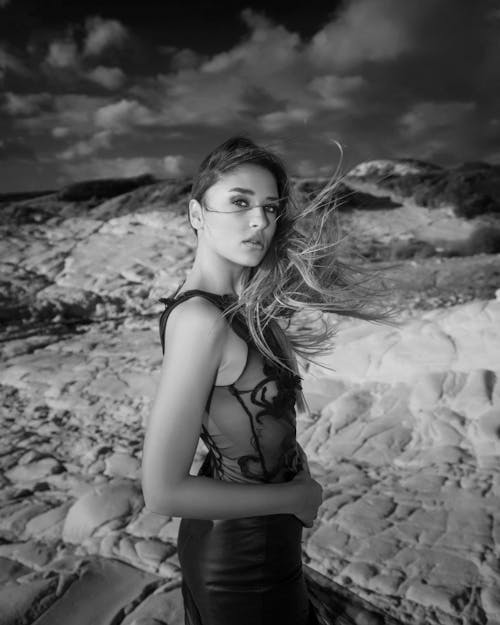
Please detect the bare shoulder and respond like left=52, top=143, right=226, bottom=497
left=164, top=295, right=229, bottom=344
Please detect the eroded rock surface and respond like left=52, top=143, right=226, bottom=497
left=1, top=182, right=499, bottom=625
left=1, top=297, right=499, bottom=624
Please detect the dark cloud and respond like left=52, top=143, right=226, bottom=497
left=0, top=138, right=35, bottom=161
left=0, top=0, right=498, bottom=191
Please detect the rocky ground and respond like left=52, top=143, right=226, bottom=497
left=1, top=164, right=499, bottom=625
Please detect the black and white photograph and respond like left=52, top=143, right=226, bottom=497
left=1, top=1, right=499, bottom=624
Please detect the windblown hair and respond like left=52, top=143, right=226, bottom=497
left=188, top=136, right=396, bottom=412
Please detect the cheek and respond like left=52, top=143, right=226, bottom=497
left=205, top=217, right=244, bottom=245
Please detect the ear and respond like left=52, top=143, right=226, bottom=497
left=188, top=199, right=203, bottom=230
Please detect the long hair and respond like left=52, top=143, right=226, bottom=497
left=189, top=136, right=397, bottom=412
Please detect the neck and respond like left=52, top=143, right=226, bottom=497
left=181, top=248, right=246, bottom=296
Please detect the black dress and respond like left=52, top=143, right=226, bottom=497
left=158, top=288, right=405, bottom=625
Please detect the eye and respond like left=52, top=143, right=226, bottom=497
left=232, top=197, right=249, bottom=208
left=264, top=204, right=279, bottom=214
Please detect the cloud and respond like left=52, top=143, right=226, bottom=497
left=150, top=10, right=307, bottom=127
left=1, top=2, right=496, bottom=189
left=16, top=94, right=109, bottom=136
left=2, top=92, right=51, bottom=116
left=163, top=155, right=186, bottom=176
left=94, top=99, right=156, bottom=131
left=258, top=108, right=312, bottom=132
left=293, top=159, right=319, bottom=177
left=46, top=40, right=79, bottom=69
left=52, top=127, right=71, bottom=138
left=42, top=17, right=128, bottom=81
left=86, top=66, right=125, bottom=90
left=200, top=8, right=301, bottom=77
left=308, top=74, right=365, bottom=109
left=0, top=138, right=34, bottom=161
left=309, top=0, right=421, bottom=69
left=56, top=130, right=112, bottom=160
left=84, top=16, right=128, bottom=56
left=160, top=46, right=206, bottom=71
left=147, top=7, right=409, bottom=131
left=170, top=49, right=205, bottom=71
left=154, top=71, right=250, bottom=126
left=400, top=101, right=476, bottom=136
left=59, top=155, right=186, bottom=180
left=0, top=46, right=30, bottom=79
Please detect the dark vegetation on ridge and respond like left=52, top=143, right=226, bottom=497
left=58, top=173, right=157, bottom=202
left=351, top=161, right=500, bottom=218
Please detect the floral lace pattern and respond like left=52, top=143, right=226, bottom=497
left=159, top=289, right=304, bottom=484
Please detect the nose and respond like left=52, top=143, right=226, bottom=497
left=248, top=205, right=269, bottom=229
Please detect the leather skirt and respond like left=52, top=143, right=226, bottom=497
left=176, top=454, right=400, bottom=625
left=178, top=511, right=318, bottom=625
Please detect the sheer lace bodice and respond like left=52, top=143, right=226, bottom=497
left=158, top=288, right=305, bottom=485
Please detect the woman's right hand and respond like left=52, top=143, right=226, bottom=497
left=290, top=469, right=323, bottom=528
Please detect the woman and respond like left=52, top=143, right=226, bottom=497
left=142, top=137, right=400, bottom=625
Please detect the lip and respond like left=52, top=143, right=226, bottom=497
left=242, top=238, right=265, bottom=250
left=242, top=236, right=264, bottom=245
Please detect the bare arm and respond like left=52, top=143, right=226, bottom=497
left=142, top=297, right=299, bottom=519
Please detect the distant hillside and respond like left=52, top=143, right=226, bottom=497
left=0, top=189, right=56, bottom=204
left=1, top=159, right=499, bottom=332
left=57, top=173, right=157, bottom=202
left=345, top=159, right=500, bottom=218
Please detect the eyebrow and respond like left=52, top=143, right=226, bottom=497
left=228, top=187, right=279, bottom=201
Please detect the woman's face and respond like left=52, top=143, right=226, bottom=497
left=194, top=164, right=280, bottom=268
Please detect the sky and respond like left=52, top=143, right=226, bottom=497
left=0, top=0, right=499, bottom=192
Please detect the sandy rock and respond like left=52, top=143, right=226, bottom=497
left=23, top=502, right=71, bottom=541
left=120, top=586, right=184, bottom=625
left=104, top=452, right=141, bottom=479
left=126, top=508, right=169, bottom=538
left=340, top=562, right=379, bottom=587
left=481, top=583, right=500, bottom=620
left=398, top=507, right=447, bottom=545
left=31, top=556, right=160, bottom=625
left=117, top=536, right=142, bottom=567
left=405, top=582, right=458, bottom=616
left=449, top=369, right=496, bottom=419
left=470, top=407, right=500, bottom=459
left=354, top=537, right=401, bottom=563
left=166, top=551, right=180, bottom=569
left=309, top=300, right=500, bottom=384
left=336, top=496, right=396, bottom=538
left=5, top=457, right=63, bottom=483
left=0, top=556, right=31, bottom=584
left=44, top=471, right=94, bottom=496
left=99, top=533, right=121, bottom=558
left=158, top=517, right=181, bottom=543
left=308, top=523, right=350, bottom=559
left=125, top=616, right=168, bottom=625
left=157, top=560, right=181, bottom=578
left=135, top=539, right=174, bottom=566
left=366, top=573, right=405, bottom=596
left=0, top=577, right=59, bottom=625
left=79, top=536, right=101, bottom=556
left=62, top=480, right=143, bottom=544
left=3, top=540, right=55, bottom=569
left=2, top=279, right=500, bottom=624
left=18, top=450, right=38, bottom=465
left=0, top=500, right=49, bottom=535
